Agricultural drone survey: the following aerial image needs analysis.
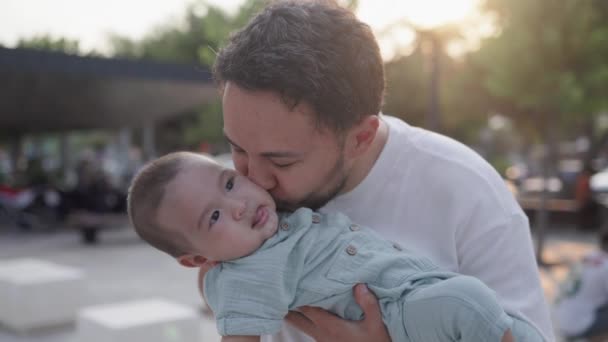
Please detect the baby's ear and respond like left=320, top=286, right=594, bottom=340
left=177, top=255, right=219, bottom=268
left=177, top=255, right=204, bottom=268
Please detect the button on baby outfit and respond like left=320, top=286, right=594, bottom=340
left=280, top=222, right=290, bottom=231
left=346, top=245, right=357, bottom=256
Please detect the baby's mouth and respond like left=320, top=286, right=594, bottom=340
left=252, top=206, right=268, bottom=229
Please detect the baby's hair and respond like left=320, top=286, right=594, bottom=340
left=127, top=151, right=201, bottom=257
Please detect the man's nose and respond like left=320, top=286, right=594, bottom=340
left=247, top=160, right=277, bottom=191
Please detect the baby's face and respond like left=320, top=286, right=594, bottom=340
left=157, top=155, right=278, bottom=261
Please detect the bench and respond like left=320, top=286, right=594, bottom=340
left=517, top=196, right=580, bottom=213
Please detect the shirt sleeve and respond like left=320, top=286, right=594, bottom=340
left=203, top=256, right=295, bottom=336
left=457, top=211, right=551, bottom=341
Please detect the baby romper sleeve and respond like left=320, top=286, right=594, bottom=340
left=203, top=252, right=298, bottom=336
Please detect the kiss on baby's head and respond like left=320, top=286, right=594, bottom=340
left=127, top=152, right=279, bottom=267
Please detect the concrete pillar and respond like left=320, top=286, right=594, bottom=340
left=142, top=123, right=156, bottom=161
left=59, top=133, right=71, bottom=183
left=118, top=127, right=132, bottom=172
left=8, top=134, right=23, bottom=174
left=0, top=258, right=86, bottom=332
left=76, top=298, right=201, bottom=342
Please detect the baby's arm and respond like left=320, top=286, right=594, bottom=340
left=222, top=336, right=260, bottom=342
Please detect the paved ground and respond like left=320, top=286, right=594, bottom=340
left=0, top=225, right=220, bottom=342
left=0, top=221, right=599, bottom=341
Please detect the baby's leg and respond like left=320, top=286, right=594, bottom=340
left=509, top=316, right=545, bottom=341
left=401, top=276, right=543, bottom=341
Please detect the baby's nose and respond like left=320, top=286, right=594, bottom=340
left=232, top=200, right=247, bottom=220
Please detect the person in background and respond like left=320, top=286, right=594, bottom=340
left=555, top=231, right=608, bottom=341
left=575, top=163, right=600, bottom=230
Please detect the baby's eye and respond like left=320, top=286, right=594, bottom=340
left=210, top=210, right=220, bottom=226
left=271, top=160, right=296, bottom=169
left=225, top=177, right=235, bottom=191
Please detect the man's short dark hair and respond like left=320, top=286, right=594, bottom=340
left=127, top=152, right=194, bottom=258
left=213, top=0, right=385, bottom=134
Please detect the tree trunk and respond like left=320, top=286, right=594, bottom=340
left=535, top=123, right=557, bottom=266
left=426, top=35, right=441, bottom=133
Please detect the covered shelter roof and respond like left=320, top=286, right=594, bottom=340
left=0, top=47, right=218, bottom=134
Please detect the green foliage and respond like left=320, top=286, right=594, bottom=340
left=16, top=34, right=102, bottom=56
left=183, top=102, right=225, bottom=145
left=16, top=35, right=81, bottom=55
left=383, top=40, right=490, bottom=144
left=383, top=50, right=428, bottom=127
left=231, top=0, right=269, bottom=29
left=475, top=0, right=608, bottom=136
left=108, top=0, right=261, bottom=66
left=107, top=0, right=265, bottom=151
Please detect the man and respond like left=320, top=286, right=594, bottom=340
left=201, top=1, right=553, bottom=341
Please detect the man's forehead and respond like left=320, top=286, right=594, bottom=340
left=223, top=84, right=324, bottom=131
left=223, top=115, right=337, bottom=155
left=223, top=112, right=316, bottom=138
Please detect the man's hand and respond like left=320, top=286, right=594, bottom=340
left=501, top=329, right=514, bottom=342
left=285, top=284, right=390, bottom=342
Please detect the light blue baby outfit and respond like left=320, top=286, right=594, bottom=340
left=204, top=208, right=543, bottom=341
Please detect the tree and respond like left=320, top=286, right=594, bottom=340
left=474, top=0, right=608, bottom=264
left=383, top=28, right=491, bottom=146
left=108, top=0, right=269, bottom=152
left=16, top=34, right=101, bottom=56
left=17, top=35, right=81, bottom=55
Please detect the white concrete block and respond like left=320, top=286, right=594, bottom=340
left=0, top=258, right=85, bottom=332
left=77, top=298, right=201, bottom=342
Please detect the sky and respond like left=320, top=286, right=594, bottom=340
left=0, top=0, right=486, bottom=58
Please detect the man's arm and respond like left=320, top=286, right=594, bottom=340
left=285, top=284, right=390, bottom=342
left=502, top=329, right=514, bottom=342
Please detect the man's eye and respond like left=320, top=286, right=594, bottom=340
left=231, top=145, right=245, bottom=154
left=225, top=177, right=235, bottom=191
left=210, top=210, right=220, bottom=226
left=273, top=162, right=295, bottom=169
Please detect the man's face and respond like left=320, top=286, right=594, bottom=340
left=156, top=156, right=279, bottom=262
left=222, top=82, right=352, bottom=211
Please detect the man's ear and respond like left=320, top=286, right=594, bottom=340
left=177, top=254, right=218, bottom=268
left=345, top=115, right=380, bottom=158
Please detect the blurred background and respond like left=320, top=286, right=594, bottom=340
left=1, top=0, right=607, bottom=341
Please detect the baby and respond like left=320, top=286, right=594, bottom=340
left=127, top=151, right=544, bottom=342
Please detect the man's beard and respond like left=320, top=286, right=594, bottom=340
left=275, top=155, right=348, bottom=211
